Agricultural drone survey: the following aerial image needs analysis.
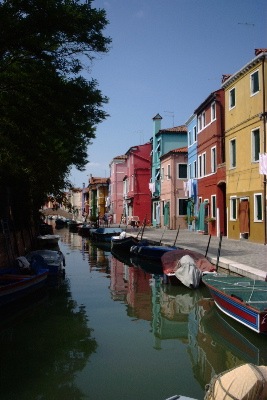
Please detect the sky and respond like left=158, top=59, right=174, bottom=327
left=70, top=0, right=267, bottom=187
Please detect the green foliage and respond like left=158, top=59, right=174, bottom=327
left=0, top=0, right=111, bottom=219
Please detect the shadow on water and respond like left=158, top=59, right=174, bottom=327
left=0, top=275, right=97, bottom=400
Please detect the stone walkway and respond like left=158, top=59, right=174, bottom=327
left=125, top=226, right=267, bottom=281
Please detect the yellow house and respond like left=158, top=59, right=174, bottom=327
left=222, top=49, right=267, bottom=243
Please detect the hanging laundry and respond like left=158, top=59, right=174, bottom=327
left=259, top=153, right=267, bottom=175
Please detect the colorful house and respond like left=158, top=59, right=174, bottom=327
left=123, top=142, right=151, bottom=225
left=160, top=147, right=188, bottom=230
left=109, top=155, right=127, bottom=223
left=194, top=89, right=226, bottom=236
left=88, top=176, right=109, bottom=221
left=186, top=114, right=198, bottom=230
left=150, top=114, right=187, bottom=227
left=222, top=49, right=267, bottom=243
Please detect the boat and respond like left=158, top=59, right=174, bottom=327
left=77, top=224, right=96, bottom=237
left=204, top=363, right=267, bottom=400
left=25, top=249, right=65, bottom=277
left=111, top=231, right=143, bottom=252
left=130, top=256, right=163, bottom=275
left=130, top=243, right=179, bottom=262
left=55, top=218, right=67, bottom=229
left=36, top=234, right=60, bottom=247
left=0, top=261, right=49, bottom=307
left=202, top=273, right=267, bottom=333
left=91, top=227, right=123, bottom=243
left=161, top=249, right=216, bottom=289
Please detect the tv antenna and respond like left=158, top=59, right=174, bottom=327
left=164, top=111, right=174, bottom=127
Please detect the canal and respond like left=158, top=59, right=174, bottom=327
left=0, top=227, right=266, bottom=400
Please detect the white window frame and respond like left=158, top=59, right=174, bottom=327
left=188, top=163, right=192, bottom=179
left=177, top=163, right=187, bottom=179
left=198, top=115, right=202, bottom=132
left=250, top=70, right=259, bottom=96
left=229, top=87, right=236, bottom=109
left=202, top=152, right=206, bottom=176
left=254, top=193, right=263, bottom=222
left=198, top=155, right=202, bottom=178
left=230, top=138, right=236, bottom=168
left=177, top=198, right=187, bottom=216
left=211, top=146, right=216, bottom=173
left=211, top=101, right=216, bottom=121
left=193, top=125, right=197, bottom=142
left=230, top=196, right=237, bottom=220
left=202, top=111, right=206, bottom=128
left=188, top=130, right=192, bottom=146
left=251, top=127, right=260, bottom=162
left=161, top=167, right=164, bottom=181
left=193, top=160, right=197, bottom=178
left=211, top=195, right=216, bottom=219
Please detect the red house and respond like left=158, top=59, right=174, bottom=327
left=194, top=89, right=226, bottom=236
left=123, top=142, right=152, bottom=226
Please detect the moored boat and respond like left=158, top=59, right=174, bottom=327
left=36, top=234, right=60, bottom=247
left=202, top=273, right=267, bottom=333
left=111, top=231, right=141, bottom=252
left=26, top=249, right=65, bottom=277
left=91, top=227, right=123, bottom=243
left=162, top=249, right=216, bottom=289
left=0, top=264, right=49, bottom=307
left=130, top=244, right=179, bottom=261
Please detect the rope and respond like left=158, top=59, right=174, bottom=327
left=204, top=363, right=266, bottom=400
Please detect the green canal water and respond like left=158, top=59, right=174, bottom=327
left=0, top=227, right=266, bottom=400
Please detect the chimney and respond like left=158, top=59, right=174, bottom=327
left=152, top=113, right=162, bottom=136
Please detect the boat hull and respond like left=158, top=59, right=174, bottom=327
left=0, top=269, right=48, bottom=307
left=202, top=274, right=267, bottom=333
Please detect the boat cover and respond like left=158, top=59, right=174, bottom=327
left=162, top=249, right=216, bottom=276
left=205, top=363, right=267, bottom=400
left=174, top=255, right=202, bottom=289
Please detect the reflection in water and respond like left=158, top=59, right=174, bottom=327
left=1, top=226, right=266, bottom=400
left=0, top=275, right=97, bottom=400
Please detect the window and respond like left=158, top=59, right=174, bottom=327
left=202, top=153, right=206, bottom=176
left=188, top=130, right=192, bottom=146
left=198, top=115, right=202, bottom=131
left=193, top=160, right=197, bottom=178
left=211, top=195, right=216, bottom=219
left=202, top=112, right=206, bottom=128
left=156, top=140, right=161, bottom=152
left=230, top=139, right=236, bottom=168
left=254, top=194, right=263, bottom=221
left=188, top=163, right=192, bottom=179
left=178, top=198, right=187, bottom=215
left=230, top=197, right=237, bottom=220
left=198, top=155, right=202, bottom=177
left=193, top=126, right=197, bottom=142
left=252, top=128, right=260, bottom=162
left=167, top=164, right=170, bottom=180
left=161, top=167, right=164, bottom=181
left=211, top=102, right=216, bottom=121
left=229, top=88, right=236, bottom=109
left=211, top=146, right=216, bottom=173
left=178, top=163, right=187, bottom=178
left=155, top=168, right=160, bottom=180
left=251, top=70, right=259, bottom=95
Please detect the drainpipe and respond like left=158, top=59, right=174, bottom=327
left=261, top=56, right=267, bottom=245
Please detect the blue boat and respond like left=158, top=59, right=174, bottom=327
left=26, top=249, right=65, bottom=277
left=91, top=227, right=123, bottom=243
left=0, top=261, right=49, bottom=307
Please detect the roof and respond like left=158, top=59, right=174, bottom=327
left=157, top=125, right=187, bottom=134
left=89, top=177, right=109, bottom=185
left=172, top=146, right=188, bottom=153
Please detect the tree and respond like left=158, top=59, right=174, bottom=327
left=0, top=0, right=111, bottom=219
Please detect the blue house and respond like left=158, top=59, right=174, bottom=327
left=185, top=114, right=198, bottom=229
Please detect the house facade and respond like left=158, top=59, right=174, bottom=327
left=150, top=114, right=188, bottom=227
left=123, top=142, right=151, bottom=225
left=194, top=89, right=226, bottom=236
left=222, top=49, right=267, bottom=243
left=186, top=114, right=198, bottom=229
left=109, top=155, right=127, bottom=223
left=88, top=176, right=109, bottom=221
left=160, top=147, right=188, bottom=230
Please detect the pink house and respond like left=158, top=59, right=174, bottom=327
left=160, top=147, right=188, bottom=230
left=123, top=142, right=152, bottom=226
left=109, top=155, right=127, bottom=223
